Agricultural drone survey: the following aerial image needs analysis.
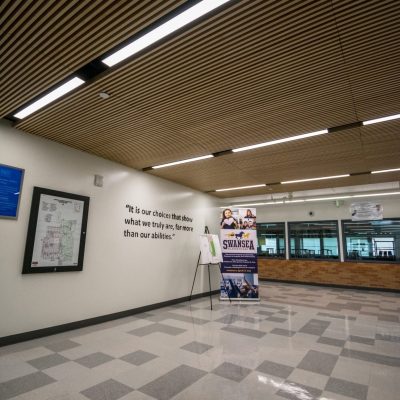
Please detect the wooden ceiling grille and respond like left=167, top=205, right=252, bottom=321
left=1, top=0, right=398, bottom=196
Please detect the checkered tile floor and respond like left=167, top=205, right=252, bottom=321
left=0, top=282, right=399, bottom=400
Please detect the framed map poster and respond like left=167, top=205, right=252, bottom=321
left=22, top=187, right=90, bottom=273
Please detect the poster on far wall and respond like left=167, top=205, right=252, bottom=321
left=351, top=202, right=383, bottom=221
left=22, top=187, right=90, bottom=274
left=219, top=207, right=259, bottom=301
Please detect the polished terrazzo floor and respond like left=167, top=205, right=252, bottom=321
left=0, top=282, right=399, bottom=400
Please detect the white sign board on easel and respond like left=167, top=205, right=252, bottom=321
left=199, top=234, right=223, bottom=264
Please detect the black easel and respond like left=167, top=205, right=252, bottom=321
left=189, top=226, right=231, bottom=310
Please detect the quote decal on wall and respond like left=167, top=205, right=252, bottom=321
left=124, top=204, right=194, bottom=240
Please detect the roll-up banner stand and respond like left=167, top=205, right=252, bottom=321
left=220, top=208, right=259, bottom=301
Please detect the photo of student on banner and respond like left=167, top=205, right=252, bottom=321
left=238, top=208, right=256, bottom=229
left=221, top=273, right=259, bottom=299
left=220, top=208, right=239, bottom=229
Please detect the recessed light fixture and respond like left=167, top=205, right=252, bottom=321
left=281, top=174, right=350, bottom=184
left=102, top=0, right=232, bottom=67
left=99, top=91, right=111, bottom=99
left=152, top=154, right=213, bottom=169
left=13, top=77, right=85, bottom=119
left=232, top=129, right=328, bottom=153
left=371, top=167, right=400, bottom=174
left=363, top=113, right=400, bottom=125
left=216, top=184, right=266, bottom=192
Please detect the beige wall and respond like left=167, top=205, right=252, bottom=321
left=0, top=121, right=219, bottom=338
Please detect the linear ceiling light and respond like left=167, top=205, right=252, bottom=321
left=231, top=201, right=284, bottom=207
left=232, top=129, right=328, bottom=153
left=13, top=77, right=85, bottom=119
left=152, top=154, right=213, bottom=169
left=226, top=191, right=400, bottom=208
left=216, top=184, right=266, bottom=192
left=351, top=191, right=400, bottom=198
left=371, top=167, right=400, bottom=174
left=305, top=196, right=351, bottom=201
left=102, top=0, right=232, bottom=67
left=303, top=192, right=400, bottom=202
left=281, top=174, right=350, bottom=184
left=363, top=113, right=400, bottom=126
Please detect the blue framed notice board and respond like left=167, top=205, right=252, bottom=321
left=0, top=163, right=24, bottom=219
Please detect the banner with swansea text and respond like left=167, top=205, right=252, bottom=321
left=219, top=207, right=259, bottom=301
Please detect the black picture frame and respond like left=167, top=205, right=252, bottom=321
left=22, top=187, right=90, bottom=274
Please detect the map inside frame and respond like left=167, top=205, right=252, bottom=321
left=22, top=187, right=90, bottom=274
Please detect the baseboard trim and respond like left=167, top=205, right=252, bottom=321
left=259, top=278, right=400, bottom=293
left=0, top=289, right=219, bottom=347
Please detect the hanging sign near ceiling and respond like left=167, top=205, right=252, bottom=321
left=351, top=202, right=383, bottom=221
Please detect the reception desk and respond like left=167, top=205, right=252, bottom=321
left=258, top=258, right=400, bottom=290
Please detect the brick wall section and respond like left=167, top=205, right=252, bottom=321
left=258, top=258, right=400, bottom=290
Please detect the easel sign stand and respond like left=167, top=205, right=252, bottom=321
left=189, top=227, right=231, bottom=310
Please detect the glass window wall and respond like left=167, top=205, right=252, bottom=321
left=288, top=221, right=339, bottom=260
left=257, top=222, right=285, bottom=258
left=342, top=219, right=400, bottom=263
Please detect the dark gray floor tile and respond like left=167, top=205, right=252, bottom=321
left=75, top=352, right=114, bottom=368
left=128, top=323, right=186, bottom=337
left=45, top=339, right=81, bottom=352
left=277, top=310, right=297, bottom=316
left=180, top=341, right=213, bottom=354
left=276, top=381, right=322, bottom=400
left=256, top=360, right=294, bottom=379
left=27, top=353, right=69, bottom=370
left=342, top=303, right=363, bottom=311
left=0, top=372, right=56, bottom=400
left=215, top=314, right=259, bottom=324
left=297, top=350, right=338, bottom=376
left=318, top=337, right=346, bottom=347
left=359, top=311, right=379, bottom=317
left=325, top=377, right=368, bottom=400
left=325, top=303, right=345, bottom=311
left=375, top=333, right=400, bottom=343
left=298, top=319, right=330, bottom=336
left=348, top=335, right=375, bottom=346
left=164, top=312, right=209, bottom=325
left=260, top=304, right=286, bottom=310
left=337, top=296, right=355, bottom=301
left=121, top=350, right=158, bottom=366
left=221, top=325, right=266, bottom=338
left=317, top=312, right=357, bottom=321
left=139, top=365, right=206, bottom=400
left=255, top=310, right=275, bottom=316
left=81, top=379, right=133, bottom=400
left=379, top=307, right=400, bottom=312
left=212, top=362, right=251, bottom=382
left=378, top=314, right=399, bottom=322
left=265, top=316, right=287, bottom=323
left=341, top=348, right=400, bottom=367
left=270, top=328, right=296, bottom=337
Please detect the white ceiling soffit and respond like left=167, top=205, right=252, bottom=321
left=222, top=181, right=400, bottom=204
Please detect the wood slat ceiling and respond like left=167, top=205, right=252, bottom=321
left=2, top=0, right=399, bottom=198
